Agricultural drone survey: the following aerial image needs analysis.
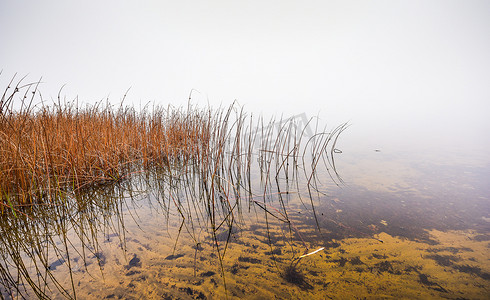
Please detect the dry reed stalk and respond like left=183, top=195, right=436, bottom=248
left=0, top=78, right=212, bottom=208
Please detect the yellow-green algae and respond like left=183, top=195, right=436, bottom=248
left=40, top=218, right=488, bottom=299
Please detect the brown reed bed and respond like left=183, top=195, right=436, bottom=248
left=0, top=76, right=212, bottom=209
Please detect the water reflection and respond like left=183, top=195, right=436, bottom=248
left=1, top=112, right=489, bottom=298
left=0, top=180, right=131, bottom=299
left=1, top=114, right=349, bottom=299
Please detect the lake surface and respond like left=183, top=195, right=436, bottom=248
left=1, top=127, right=489, bottom=299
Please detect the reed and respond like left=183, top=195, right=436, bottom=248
left=0, top=76, right=212, bottom=208
left=0, top=74, right=347, bottom=299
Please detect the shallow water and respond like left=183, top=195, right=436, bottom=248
left=1, top=146, right=489, bottom=299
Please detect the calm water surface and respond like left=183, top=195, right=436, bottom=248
left=1, top=142, right=489, bottom=299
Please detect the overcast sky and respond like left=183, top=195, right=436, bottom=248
left=1, top=1, right=489, bottom=157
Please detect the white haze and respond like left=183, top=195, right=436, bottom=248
left=1, top=0, right=489, bottom=161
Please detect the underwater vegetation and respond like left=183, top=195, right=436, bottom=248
left=0, top=75, right=347, bottom=299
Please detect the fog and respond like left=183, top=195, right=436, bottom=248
left=1, top=0, right=489, bottom=161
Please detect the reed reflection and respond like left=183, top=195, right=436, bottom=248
left=0, top=77, right=346, bottom=299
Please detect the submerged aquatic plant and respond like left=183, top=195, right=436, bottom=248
left=281, top=247, right=325, bottom=289
left=283, top=264, right=309, bottom=288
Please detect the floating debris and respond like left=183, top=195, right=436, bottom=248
left=299, top=247, right=325, bottom=259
